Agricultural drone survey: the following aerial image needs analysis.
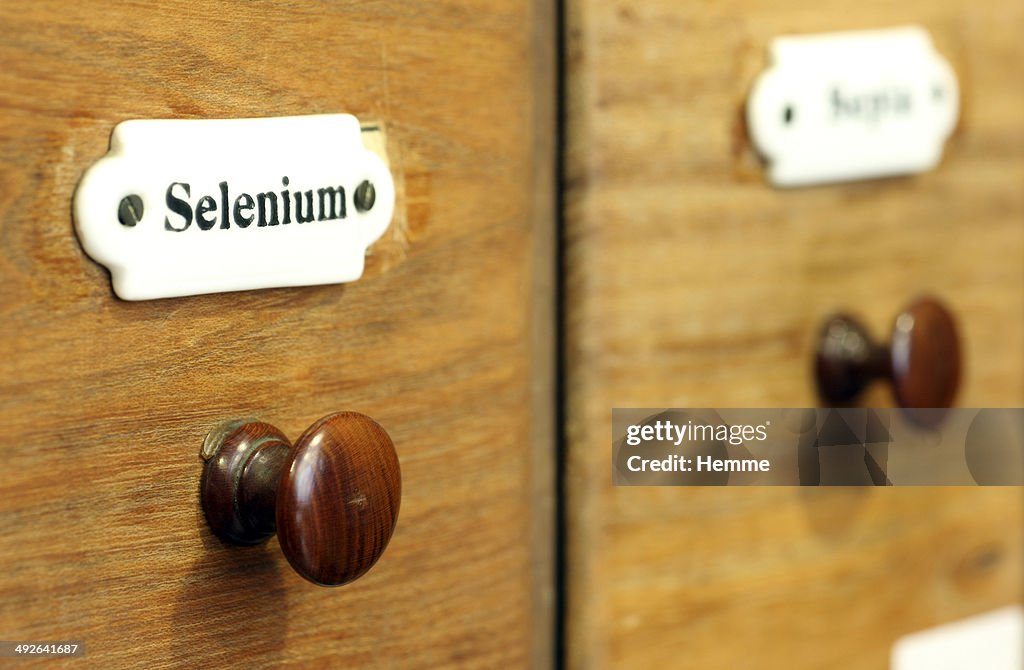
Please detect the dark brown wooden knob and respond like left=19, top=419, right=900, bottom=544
left=815, top=297, right=961, bottom=408
left=200, top=412, right=401, bottom=587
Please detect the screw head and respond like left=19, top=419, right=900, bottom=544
left=118, top=194, right=144, bottom=227
left=354, top=181, right=376, bottom=213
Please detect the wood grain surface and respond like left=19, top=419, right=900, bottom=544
left=564, top=1, right=1024, bottom=668
left=0, top=1, right=555, bottom=668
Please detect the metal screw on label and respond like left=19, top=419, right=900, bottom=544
left=118, top=195, right=144, bottom=227
left=354, top=181, right=376, bottom=213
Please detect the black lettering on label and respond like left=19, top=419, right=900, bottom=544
left=281, top=176, right=291, bottom=224
left=831, top=86, right=913, bottom=124
left=164, top=182, right=192, bottom=232
left=317, top=186, right=346, bottom=221
left=257, top=192, right=279, bottom=227
left=162, top=177, right=367, bottom=231
left=196, top=195, right=217, bottom=230
left=233, top=193, right=255, bottom=228
left=294, top=190, right=315, bottom=223
left=219, top=181, right=230, bottom=229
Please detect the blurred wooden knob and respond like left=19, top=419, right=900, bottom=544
left=815, top=297, right=961, bottom=408
left=200, top=412, right=401, bottom=586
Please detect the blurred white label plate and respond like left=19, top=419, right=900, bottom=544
left=891, top=605, right=1023, bottom=670
left=74, top=114, right=394, bottom=300
left=747, top=26, right=959, bottom=187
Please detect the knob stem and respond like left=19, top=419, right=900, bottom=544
left=815, top=314, right=888, bottom=403
left=237, top=441, right=291, bottom=540
left=200, top=420, right=292, bottom=545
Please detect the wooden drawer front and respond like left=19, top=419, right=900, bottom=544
left=565, top=1, right=1023, bottom=668
left=0, top=2, right=554, bottom=667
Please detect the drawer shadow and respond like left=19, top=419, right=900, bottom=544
left=167, top=531, right=288, bottom=667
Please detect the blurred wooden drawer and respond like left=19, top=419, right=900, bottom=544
left=564, top=1, right=1024, bottom=668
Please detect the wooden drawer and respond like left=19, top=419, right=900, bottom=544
left=564, top=1, right=1023, bottom=668
left=0, top=2, right=554, bottom=667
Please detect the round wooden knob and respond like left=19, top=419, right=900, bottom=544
left=200, top=412, right=401, bottom=586
left=815, top=297, right=961, bottom=408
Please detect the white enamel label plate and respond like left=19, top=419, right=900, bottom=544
left=74, top=114, right=394, bottom=300
left=891, top=605, right=1023, bottom=670
left=747, top=26, right=959, bottom=187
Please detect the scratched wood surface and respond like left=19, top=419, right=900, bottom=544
left=564, top=1, right=1024, bottom=668
left=0, top=1, right=555, bottom=668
